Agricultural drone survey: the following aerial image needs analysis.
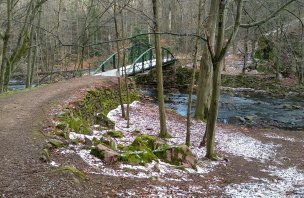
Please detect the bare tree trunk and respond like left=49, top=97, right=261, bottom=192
left=186, top=0, right=203, bottom=147
left=114, top=0, right=126, bottom=118
left=206, top=0, right=226, bottom=159
left=250, top=38, right=257, bottom=70
left=0, top=0, right=12, bottom=93
left=242, top=28, right=249, bottom=74
left=205, top=0, right=243, bottom=159
left=26, top=25, right=35, bottom=88
left=30, top=30, right=38, bottom=85
left=152, top=0, right=169, bottom=138
left=121, top=9, right=130, bottom=127
left=195, top=0, right=219, bottom=121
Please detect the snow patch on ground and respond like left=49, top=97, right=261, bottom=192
left=264, top=133, right=297, bottom=142
left=117, top=183, right=222, bottom=197
left=217, top=131, right=278, bottom=162
left=225, top=166, right=304, bottom=197
left=57, top=101, right=287, bottom=196
left=50, top=161, right=60, bottom=167
left=109, top=101, right=278, bottom=162
left=62, top=101, right=278, bottom=180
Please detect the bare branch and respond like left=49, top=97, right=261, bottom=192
left=240, top=0, right=297, bottom=28
left=219, top=0, right=243, bottom=61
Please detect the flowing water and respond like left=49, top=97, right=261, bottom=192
left=8, top=80, right=26, bottom=91
left=142, top=88, right=304, bottom=130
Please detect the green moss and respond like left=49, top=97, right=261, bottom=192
left=71, top=139, right=79, bottom=145
left=92, top=137, right=101, bottom=145
left=55, top=130, right=69, bottom=139
left=103, top=130, right=124, bottom=138
left=119, top=134, right=169, bottom=165
left=119, top=150, right=158, bottom=165
left=57, top=111, right=91, bottom=135
left=53, top=166, right=86, bottom=180
left=57, top=84, right=139, bottom=135
left=49, top=139, right=64, bottom=148
left=131, top=130, right=141, bottom=136
left=117, top=144, right=124, bottom=150
left=90, top=147, right=104, bottom=159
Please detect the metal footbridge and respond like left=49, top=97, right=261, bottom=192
left=94, top=47, right=176, bottom=77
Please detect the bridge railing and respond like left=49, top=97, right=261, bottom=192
left=94, top=46, right=151, bottom=74
left=123, top=47, right=175, bottom=76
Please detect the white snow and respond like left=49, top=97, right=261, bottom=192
left=109, top=101, right=278, bottom=162
left=264, top=133, right=297, bottom=142
left=94, top=58, right=173, bottom=77
left=55, top=100, right=303, bottom=197
left=217, top=131, right=278, bottom=162
left=225, top=166, right=304, bottom=197
left=50, top=161, right=60, bottom=167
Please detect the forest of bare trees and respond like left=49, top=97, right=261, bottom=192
left=0, top=0, right=303, bottom=158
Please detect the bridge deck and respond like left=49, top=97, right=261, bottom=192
left=94, top=58, right=174, bottom=77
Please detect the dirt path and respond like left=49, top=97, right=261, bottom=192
left=0, top=76, right=131, bottom=197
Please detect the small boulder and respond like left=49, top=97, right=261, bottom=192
left=95, top=113, right=115, bottom=129
left=95, top=144, right=118, bottom=163
left=84, top=137, right=93, bottom=146
left=100, top=137, right=117, bottom=150
left=163, top=145, right=197, bottom=169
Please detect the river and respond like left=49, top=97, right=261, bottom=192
left=142, top=88, right=304, bottom=130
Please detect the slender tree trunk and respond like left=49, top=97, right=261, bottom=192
left=206, top=0, right=226, bottom=159
left=152, top=0, right=169, bottom=137
left=186, top=0, right=203, bottom=147
left=301, top=40, right=304, bottom=84
left=242, top=29, right=249, bottom=74
left=0, top=0, right=12, bottom=93
left=250, top=39, right=257, bottom=69
left=26, top=25, right=35, bottom=88
left=114, top=1, right=126, bottom=118
left=121, top=9, right=130, bottom=127
left=30, top=30, right=38, bottom=85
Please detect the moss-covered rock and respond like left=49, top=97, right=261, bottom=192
left=49, top=139, right=64, bottom=148
left=161, top=144, right=197, bottom=169
left=95, top=113, right=115, bottom=129
left=53, top=166, right=87, bottom=180
left=57, top=111, right=91, bottom=135
left=103, top=130, right=124, bottom=138
left=92, top=137, right=101, bottom=145
left=119, top=134, right=168, bottom=165
left=118, top=135, right=197, bottom=168
left=56, top=83, right=139, bottom=135
left=100, top=137, right=117, bottom=150
left=117, top=144, right=124, bottom=150
left=91, top=144, right=119, bottom=163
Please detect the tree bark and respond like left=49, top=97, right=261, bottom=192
left=26, top=25, right=35, bottom=88
left=152, top=0, right=169, bottom=138
left=195, top=0, right=219, bottom=121
left=186, top=0, right=203, bottom=147
left=0, top=0, right=12, bottom=93
left=114, top=0, right=126, bottom=118
left=205, top=0, right=243, bottom=159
